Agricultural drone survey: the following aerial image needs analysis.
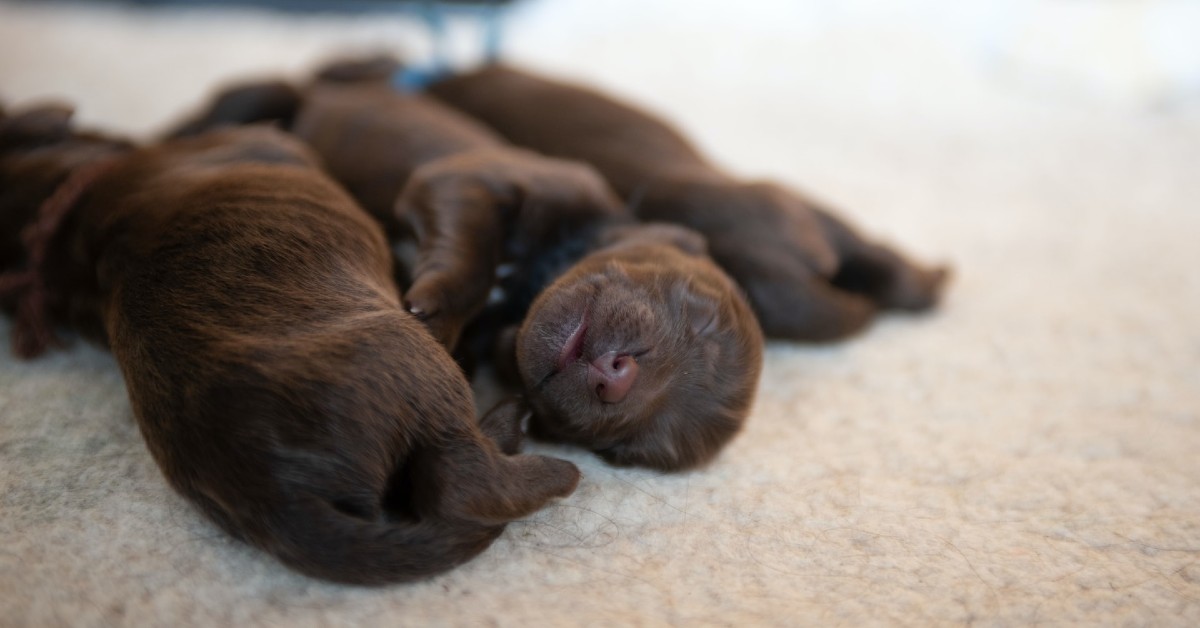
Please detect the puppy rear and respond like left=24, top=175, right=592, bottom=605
left=1, top=117, right=578, bottom=584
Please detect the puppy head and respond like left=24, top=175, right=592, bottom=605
left=516, top=223, right=764, bottom=471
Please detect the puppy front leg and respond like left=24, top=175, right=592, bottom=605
left=395, top=160, right=512, bottom=349
left=397, top=150, right=626, bottom=350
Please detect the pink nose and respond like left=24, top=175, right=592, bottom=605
left=587, top=352, right=639, bottom=403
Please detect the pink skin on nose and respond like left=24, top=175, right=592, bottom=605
left=587, top=351, right=639, bottom=403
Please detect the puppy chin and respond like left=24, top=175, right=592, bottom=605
left=516, top=278, right=595, bottom=390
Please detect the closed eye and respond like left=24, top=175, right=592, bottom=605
left=678, top=280, right=721, bottom=337
left=693, top=313, right=717, bottom=336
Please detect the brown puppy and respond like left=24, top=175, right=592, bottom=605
left=428, top=65, right=950, bottom=341
left=0, top=107, right=579, bottom=585
left=172, top=64, right=764, bottom=470
left=397, top=152, right=763, bottom=469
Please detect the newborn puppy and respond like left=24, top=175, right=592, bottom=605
left=511, top=222, right=763, bottom=468
left=172, top=64, right=764, bottom=470
left=0, top=106, right=579, bottom=584
left=398, top=152, right=764, bottom=469
left=428, top=65, right=950, bottom=341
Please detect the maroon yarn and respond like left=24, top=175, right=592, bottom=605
left=0, top=158, right=118, bottom=358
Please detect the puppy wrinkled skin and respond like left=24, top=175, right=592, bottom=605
left=516, top=226, right=763, bottom=469
left=0, top=109, right=579, bottom=585
left=171, top=59, right=764, bottom=470
left=429, top=65, right=950, bottom=341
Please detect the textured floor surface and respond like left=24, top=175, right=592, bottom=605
left=2, top=1, right=1199, bottom=625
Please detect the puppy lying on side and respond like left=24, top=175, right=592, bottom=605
left=428, top=66, right=950, bottom=341
left=172, top=61, right=764, bottom=471
left=0, top=106, right=579, bottom=585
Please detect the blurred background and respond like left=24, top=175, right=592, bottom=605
left=5, top=0, right=1194, bottom=253
left=4, top=0, right=1199, bottom=130
left=1, top=0, right=1197, bottom=239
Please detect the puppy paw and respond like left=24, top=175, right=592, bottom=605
left=479, top=395, right=529, bottom=455
left=887, top=263, right=952, bottom=311
left=403, top=273, right=472, bottom=349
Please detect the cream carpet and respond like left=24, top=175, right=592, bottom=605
left=2, top=1, right=1198, bottom=625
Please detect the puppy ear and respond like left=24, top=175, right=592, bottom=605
left=0, top=103, right=74, bottom=143
left=597, top=223, right=709, bottom=257
left=682, top=288, right=720, bottom=336
left=595, top=431, right=682, bottom=471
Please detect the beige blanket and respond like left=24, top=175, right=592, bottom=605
left=2, top=1, right=1197, bottom=625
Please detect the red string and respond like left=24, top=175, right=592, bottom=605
left=0, top=157, right=120, bottom=359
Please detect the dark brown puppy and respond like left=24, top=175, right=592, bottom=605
left=429, top=65, right=950, bottom=341
left=397, top=151, right=763, bottom=469
left=0, top=107, right=579, bottom=585
left=172, top=67, right=764, bottom=471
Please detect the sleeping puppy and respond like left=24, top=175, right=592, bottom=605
left=0, top=105, right=579, bottom=585
left=395, top=151, right=764, bottom=470
left=428, top=65, right=950, bottom=341
left=171, top=63, right=764, bottom=470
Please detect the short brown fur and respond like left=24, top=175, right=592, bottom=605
left=429, top=65, right=950, bottom=341
left=0, top=109, right=578, bottom=584
left=170, top=59, right=764, bottom=470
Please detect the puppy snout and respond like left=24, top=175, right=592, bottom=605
left=587, top=351, right=638, bottom=403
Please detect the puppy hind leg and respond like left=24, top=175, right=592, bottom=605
left=726, top=252, right=877, bottom=341
left=815, top=209, right=950, bottom=311
left=771, top=274, right=876, bottom=341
